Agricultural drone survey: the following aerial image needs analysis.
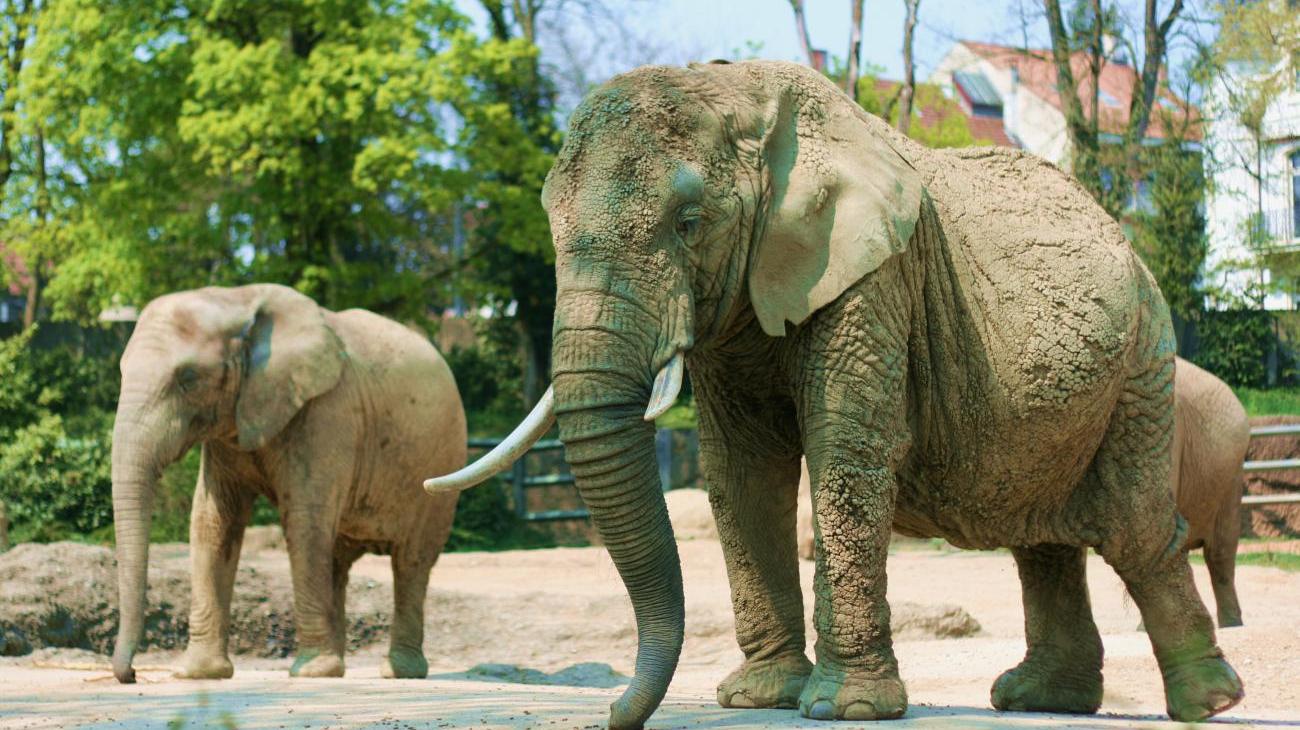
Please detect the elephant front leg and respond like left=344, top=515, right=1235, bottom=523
left=176, top=470, right=252, bottom=680
left=992, top=544, right=1103, bottom=713
left=800, top=451, right=906, bottom=721
left=704, top=444, right=810, bottom=710
left=284, top=507, right=346, bottom=678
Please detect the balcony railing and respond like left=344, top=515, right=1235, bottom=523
left=1251, top=208, right=1300, bottom=248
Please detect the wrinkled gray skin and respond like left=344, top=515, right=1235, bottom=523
left=1172, top=357, right=1249, bottom=628
left=111, top=284, right=465, bottom=684
left=798, top=357, right=1250, bottom=629
left=434, top=60, right=1243, bottom=728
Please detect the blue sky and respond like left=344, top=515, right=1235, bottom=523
left=456, top=1, right=1056, bottom=82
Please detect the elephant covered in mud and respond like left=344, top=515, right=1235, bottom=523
left=111, top=284, right=465, bottom=684
left=427, top=60, right=1242, bottom=727
left=797, top=356, right=1251, bottom=628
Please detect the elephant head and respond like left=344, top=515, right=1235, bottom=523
left=111, top=284, right=344, bottom=683
left=425, top=60, right=922, bottom=728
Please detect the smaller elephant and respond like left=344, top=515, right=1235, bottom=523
left=1172, top=357, right=1248, bottom=628
left=798, top=358, right=1250, bottom=626
left=110, top=284, right=466, bottom=683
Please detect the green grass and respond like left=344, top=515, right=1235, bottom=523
left=1190, top=550, right=1300, bottom=572
left=1234, top=387, right=1300, bottom=417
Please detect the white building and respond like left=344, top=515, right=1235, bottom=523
left=1203, top=51, right=1300, bottom=310
left=930, top=41, right=1198, bottom=171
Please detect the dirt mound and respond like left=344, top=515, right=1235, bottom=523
left=1243, top=417, right=1300, bottom=538
left=891, top=602, right=981, bottom=639
left=665, top=489, right=717, bottom=540
left=0, top=541, right=388, bottom=659
left=462, top=662, right=629, bottom=688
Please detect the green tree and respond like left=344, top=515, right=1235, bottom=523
left=1131, top=141, right=1207, bottom=327
left=857, top=74, right=981, bottom=149
left=16, top=0, right=554, bottom=326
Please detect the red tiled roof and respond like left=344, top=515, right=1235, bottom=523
left=871, top=78, right=1016, bottom=148
left=960, top=40, right=1201, bottom=141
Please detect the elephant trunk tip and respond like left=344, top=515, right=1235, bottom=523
left=112, top=649, right=137, bottom=684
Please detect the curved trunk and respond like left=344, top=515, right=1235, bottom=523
left=553, top=328, right=684, bottom=730
left=109, top=407, right=175, bottom=683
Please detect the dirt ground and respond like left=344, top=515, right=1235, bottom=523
left=2, top=532, right=1299, bottom=729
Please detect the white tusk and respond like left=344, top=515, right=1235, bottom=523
left=643, top=352, right=685, bottom=422
left=424, top=386, right=556, bottom=494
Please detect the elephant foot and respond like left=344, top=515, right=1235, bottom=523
left=290, top=651, right=345, bottom=678
left=1217, top=612, right=1243, bottom=629
left=717, top=651, right=812, bottom=709
left=991, top=655, right=1101, bottom=714
left=797, top=662, right=907, bottom=721
left=174, top=649, right=234, bottom=680
left=1163, top=655, right=1243, bottom=722
left=380, top=648, right=429, bottom=679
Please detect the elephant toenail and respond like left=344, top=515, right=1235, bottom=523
left=843, top=701, right=878, bottom=720
left=806, top=699, right=836, bottom=720
left=728, top=692, right=757, bottom=708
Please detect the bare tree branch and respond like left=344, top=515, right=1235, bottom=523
left=898, top=0, right=921, bottom=135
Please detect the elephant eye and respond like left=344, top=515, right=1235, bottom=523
left=675, top=206, right=703, bottom=241
left=176, top=366, right=201, bottom=393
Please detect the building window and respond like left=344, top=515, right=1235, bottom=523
left=1292, top=149, right=1300, bottom=239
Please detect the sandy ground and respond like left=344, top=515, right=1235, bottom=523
left=2, top=536, right=1299, bottom=729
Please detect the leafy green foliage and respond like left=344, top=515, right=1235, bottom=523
left=443, top=316, right=526, bottom=438
left=15, top=0, right=556, bottom=327
left=856, top=75, right=983, bottom=149
left=0, top=328, right=119, bottom=542
left=1234, top=387, right=1300, bottom=417
left=1193, top=310, right=1278, bottom=389
left=1131, top=145, right=1208, bottom=323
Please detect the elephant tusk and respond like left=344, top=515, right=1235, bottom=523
left=643, top=352, right=685, bottom=422
left=424, top=386, right=555, bottom=494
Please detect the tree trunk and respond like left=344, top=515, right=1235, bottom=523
left=789, top=0, right=816, bottom=68
left=845, top=0, right=865, bottom=100
left=897, top=0, right=921, bottom=135
left=1043, top=0, right=1101, bottom=198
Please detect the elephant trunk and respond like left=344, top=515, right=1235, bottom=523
left=109, top=405, right=177, bottom=683
left=552, top=327, right=684, bottom=730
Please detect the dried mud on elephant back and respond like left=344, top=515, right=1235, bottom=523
left=1244, top=416, right=1300, bottom=538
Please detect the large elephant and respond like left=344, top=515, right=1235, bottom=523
left=1172, top=357, right=1249, bottom=628
left=797, top=356, right=1251, bottom=628
left=111, top=284, right=465, bottom=684
left=426, top=60, right=1241, bottom=727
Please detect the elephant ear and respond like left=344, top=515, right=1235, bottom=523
left=235, top=285, right=345, bottom=451
left=748, top=77, right=924, bottom=336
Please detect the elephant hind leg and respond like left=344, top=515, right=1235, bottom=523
left=1205, top=485, right=1244, bottom=628
left=381, top=544, right=434, bottom=679
left=992, top=544, right=1103, bottom=714
left=330, top=542, right=365, bottom=660
left=1091, top=359, right=1243, bottom=722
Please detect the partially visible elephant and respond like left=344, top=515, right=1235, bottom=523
left=427, top=60, right=1241, bottom=727
left=799, top=357, right=1249, bottom=629
left=1172, top=357, right=1248, bottom=628
left=110, top=284, right=466, bottom=684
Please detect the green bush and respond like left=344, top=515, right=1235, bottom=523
left=1193, top=310, right=1278, bottom=389
left=0, top=328, right=120, bottom=542
left=442, top=317, right=526, bottom=438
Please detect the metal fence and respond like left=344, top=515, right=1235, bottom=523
left=473, top=422, right=1300, bottom=522
left=469, top=430, right=696, bottom=523
left=1243, top=424, right=1300, bottom=507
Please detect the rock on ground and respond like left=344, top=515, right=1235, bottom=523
left=665, top=488, right=717, bottom=540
